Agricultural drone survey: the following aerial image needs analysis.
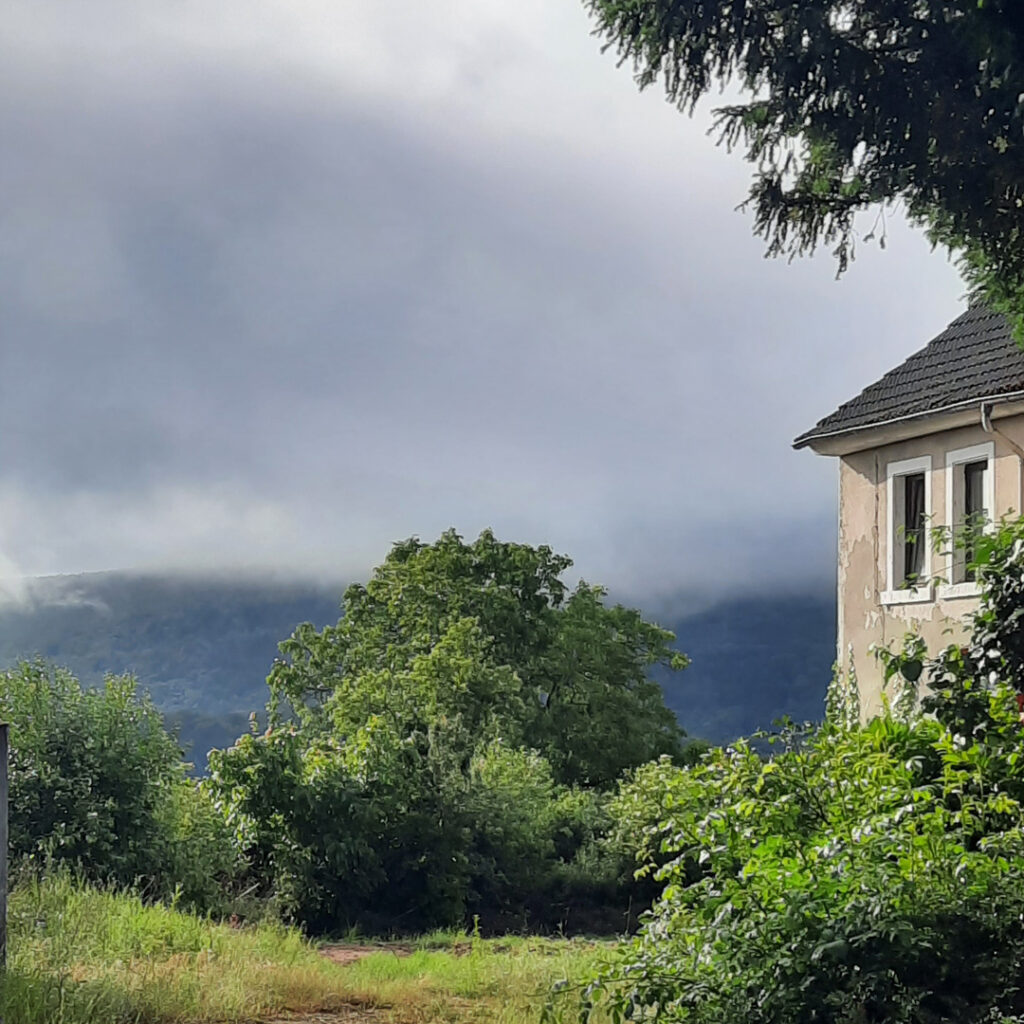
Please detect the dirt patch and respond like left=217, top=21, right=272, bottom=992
left=319, top=941, right=482, bottom=966
left=263, top=1013, right=381, bottom=1023
left=319, top=944, right=416, bottom=967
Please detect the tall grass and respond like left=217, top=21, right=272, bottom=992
left=0, top=874, right=610, bottom=1024
left=1, top=872, right=356, bottom=1023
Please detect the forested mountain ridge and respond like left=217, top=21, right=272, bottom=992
left=0, top=572, right=834, bottom=764
left=0, top=573, right=342, bottom=768
left=659, top=593, right=836, bottom=740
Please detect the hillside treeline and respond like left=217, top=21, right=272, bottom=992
left=0, top=570, right=833, bottom=768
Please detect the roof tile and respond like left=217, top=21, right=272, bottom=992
left=793, top=306, right=1024, bottom=448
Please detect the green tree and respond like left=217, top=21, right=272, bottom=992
left=584, top=0, right=1024, bottom=322
left=268, top=529, right=689, bottom=788
left=209, top=530, right=695, bottom=930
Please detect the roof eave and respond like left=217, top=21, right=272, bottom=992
left=794, top=392, right=1024, bottom=456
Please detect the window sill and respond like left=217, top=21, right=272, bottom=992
left=938, top=581, right=982, bottom=601
left=880, top=583, right=935, bottom=606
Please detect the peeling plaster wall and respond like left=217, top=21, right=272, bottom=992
left=838, top=415, right=1024, bottom=718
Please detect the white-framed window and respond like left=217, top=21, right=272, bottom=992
left=883, top=455, right=933, bottom=605
left=941, top=441, right=994, bottom=598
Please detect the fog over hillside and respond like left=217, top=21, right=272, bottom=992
left=0, top=572, right=835, bottom=767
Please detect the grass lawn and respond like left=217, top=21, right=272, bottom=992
left=0, top=875, right=614, bottom=1024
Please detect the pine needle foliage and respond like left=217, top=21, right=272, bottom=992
left=584, top=0, right=1024, bottom=328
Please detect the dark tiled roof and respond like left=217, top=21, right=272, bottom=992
left=794, top=305, right=1024, bottom=449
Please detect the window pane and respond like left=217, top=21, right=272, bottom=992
left=964, top=460, right=986, bottom=518
left=903, top=472, right=926, bottom=584
left=963, top=460, right=987, bottom=581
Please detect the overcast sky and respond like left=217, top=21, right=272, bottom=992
left=0, top=0, right=965, bottom=602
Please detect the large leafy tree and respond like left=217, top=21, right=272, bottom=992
left=268, top=528, right=689, bottom=788
left=211, top=531, right=692, bottom=929
left=585, top=0, right=1024, bottom=320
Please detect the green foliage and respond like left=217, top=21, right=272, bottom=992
left=955, top=515, right=1024, bottom=693
left=210, top=718, right=475, bottom=931
left=208, top=530, right=695, bottom=931
left=552, top=516, right=1024, bottom=1024
left=607, top=756, right=704, bottom=886
left=0, top=661, right=184, bottom=888
left=209, top=719, right=635, bottom=932
left=584, top=0, right=1024, bottom=325
left=269, top=529, right=688, bottom=788
left=464, top=745, right=561, bottom=907
left=158, top=781, right=243, bottom=915
left=0, top=660, right=241, bottom=911
left=561, top=708, right=1024, bottom=1024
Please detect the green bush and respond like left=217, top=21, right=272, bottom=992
left=0, top=660, right=241, bottom=912
left=463, top=746, right=626, bottom=932
left=464, top=745, right=560, bottom=911
left=157, top=780, right=242, bottom=915
left=210, top=722, right=633, bottom=933
left=210, top=720, right=473, bottom=932
left=0, top=662, right=183, bottom=888
left=558, top=708, right=1024, bottom=1024
left=554, top=517, right=1024, bottom=1024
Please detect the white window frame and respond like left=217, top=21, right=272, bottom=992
left=940, top=441, right=995, bottom=600
left=882, top=455, right=933, bottom=606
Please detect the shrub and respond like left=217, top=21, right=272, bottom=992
left=554, top=517, right=1024, bottom=1024
left=555, top=706, right=1024, bottom=1024
left=210, top=722, right=646, bottom=933
left=209, top=720, right=472, bottom=932
left=464, top=745, right=560, bottom=912
left=463, top=746, right=627, bottom=932
left=0, top=662, right=185, bottom=888
left=157, top=780, right=242, bottom=915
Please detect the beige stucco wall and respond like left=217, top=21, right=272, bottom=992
left=838, top=416, right=1024, bottom=718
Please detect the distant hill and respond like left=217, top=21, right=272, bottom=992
left=654, top=593, right=836, bottom=741
left=0, top=573, right=342, bottom=767
left=0, top=572, right=835, bottom=767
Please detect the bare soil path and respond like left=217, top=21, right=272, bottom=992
left=264, top=1014, right=381, bottom=1023
left=318, top=943, right=415, bottom=967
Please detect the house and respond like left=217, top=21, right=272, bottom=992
left=795, top=304, right=1024, bottom=717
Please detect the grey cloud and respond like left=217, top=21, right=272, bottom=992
left=0, top=1, right=966, bottom=596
